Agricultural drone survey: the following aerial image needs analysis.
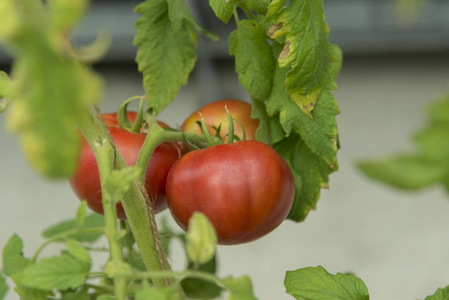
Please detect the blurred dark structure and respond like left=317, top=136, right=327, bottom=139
left=1, top=0, right=449, bottom=63
left=0, top=0, right=448, bottom=100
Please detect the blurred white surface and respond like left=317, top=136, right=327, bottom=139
left=1, top=54, right=449, bottom=300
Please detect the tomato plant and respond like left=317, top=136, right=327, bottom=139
left=69, top=111, right=180, bottom=219
left=166, top=140, right=295, bottom=245
left=181, top=99, right=259, bottom=142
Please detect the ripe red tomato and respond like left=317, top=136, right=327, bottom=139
left=166, top=140, right=295, bottom=245
left=69, top=112, right=180, bottom=219
left=181, top=99, right=259, bottom=142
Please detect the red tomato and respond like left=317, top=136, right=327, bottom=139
left=181, top=99, right=259, bottom=142
left=166, top=140, right=295, bottom=245
left=69, top=112, right=180, bottom=219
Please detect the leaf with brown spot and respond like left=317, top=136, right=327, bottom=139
left=268, top=0, right=336, bottom=117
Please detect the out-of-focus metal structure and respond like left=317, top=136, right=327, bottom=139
left=1, top=0, right=449, bottom=64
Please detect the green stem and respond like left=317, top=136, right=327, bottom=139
left=131, top=270, right=225, bottom=290
left=77, top=108, right=182, bottom=294
left=79, top=108, right=126, bottom=300
left=31, top=227, right=104, bottom=262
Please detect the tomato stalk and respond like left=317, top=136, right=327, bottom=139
left=77, top=108, right=185, bottom=298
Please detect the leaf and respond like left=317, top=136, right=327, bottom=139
left=358, top=155, right=447, bottom=190
left=264, top=0, right=288, bottom=22
left=49, top=0, right=88, bottom=32
left=135, top=285, right=177, bottom=300
left=0, top=272, right=8, bottom=300
left=0, top=71, right=11, bottom=113
left=428, top=94, right=449, bottom=123
left=414, top=122, right=449, bottom=162
left=251, top=99, right=285, bottom=145
left=65, top=239, right=91, bottom=264
left=209, top=0, right=233, bottom=23
left=75, top=201, right=88, bottom=226
left=181, top=251, right=222, bottom=299
left=0, top=0, right=21, bottom=40
left=229, top=19, right=275, bottom=100
left=42, top=213, right=105, bottom=243
left=185, top=212, right=217, bottom=265
left=13, top=285, right=53, bottom=300
left=61, top=290, right=90, bottom=300
left=274, top=135, right=337, bottom=222
left=134, top=0, right=197, bottom=115
left=2, top=0, right=101, bottom=179
left=268, top=0, right=335, bottom=116
left=14, top=253, right=90, bottom=291
left=284, top=266, right=369, bottom=300
left=97, top=295, right=115, bottom=300
left=222, top=276, right=258, bottom=300
left=229, top=0, right=270, bottom=15
left=2, top=234, right=30, bottom=277
left=424, top=285, right=449, bottom=300
left=103, top=167, right=140, bottom=204
left=103, top=261, right=132, bottom=279
left=266, top=42, right=340, bottom=165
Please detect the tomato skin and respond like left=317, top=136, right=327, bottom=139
left=181, top=99, right=259, bottom=142
left=69, top=112, right=180, bottom=219
left=166, top=140, right=295, bottom=245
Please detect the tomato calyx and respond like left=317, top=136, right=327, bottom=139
left=188, top=107, right=247, bottom=149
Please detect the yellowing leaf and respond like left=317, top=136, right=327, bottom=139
left=268, top=0, right=335, bottom=116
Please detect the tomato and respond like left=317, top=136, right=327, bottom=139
left=166, top=140, right=295, bottom=245
left=181, top=99, right=259, bottom=142
left=69, top=112, right=180, bottom=219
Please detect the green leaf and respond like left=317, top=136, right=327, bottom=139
left=209, top=0, right=233, bottom=23
left=167, top=0, right=218, bottom=41
left=75, top=201, right=88, bottom=226
left=49, top=0, right=88, bottom=32
left=103, top=261, right=132, bottom=279
left=428, top=94, right=449, bottom=123
left=182, top=250, right=222, bottom=299
left=229, top=19, right=275, bottom=100
left=97, top=295, right=115, bottom=300
left=266, top=42, right=340, bottom=165
left=0, top=0, right=21, bottom=40
left=2, top=234, right=30, bottom=277
left=275, top=136, right=336, bottom=222
left=136, top=285, right=177, bottom=300
left=134, top=0, right=197, bottom=115
left=42, top=213, right=105, bottom=243
left=65, top=239, right=91, bottom=264
left=0, top=71, right=11, bottom=113
left=251, top=98, right=285, bottom=145
left=358, top=155, right=447, bottom=190
left=0, top=272, right=8, bottom=300
left=14, top=253, right=90, bottom=291
left=229, top=0, right=270, bottom=15
left=61, top=286, right=90, bottom=300
left=414, top=123, right=449, bottom=162
left=186, top=212, right=217, bottom=265
left=268, top=0, right=335, bottom=116
left=222, top=276, right=258, bottom=300
left=264, top=0, right=288, bottom=22
left=424, top=285, right=449, bottom=300
left=181, top=276, right=222, bottom=300
left=14, top=285, right=53, bottom=300
left=2, top=0, right=101, bottom=179
left=103, top=167, right=140, bottom=204
left=284, top=266, right=369, bottom=300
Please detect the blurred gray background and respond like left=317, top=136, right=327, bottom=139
left=2, top=1, right=449, bottom=299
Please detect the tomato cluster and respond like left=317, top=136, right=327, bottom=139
left=70, top=99, right=295, bottom=244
